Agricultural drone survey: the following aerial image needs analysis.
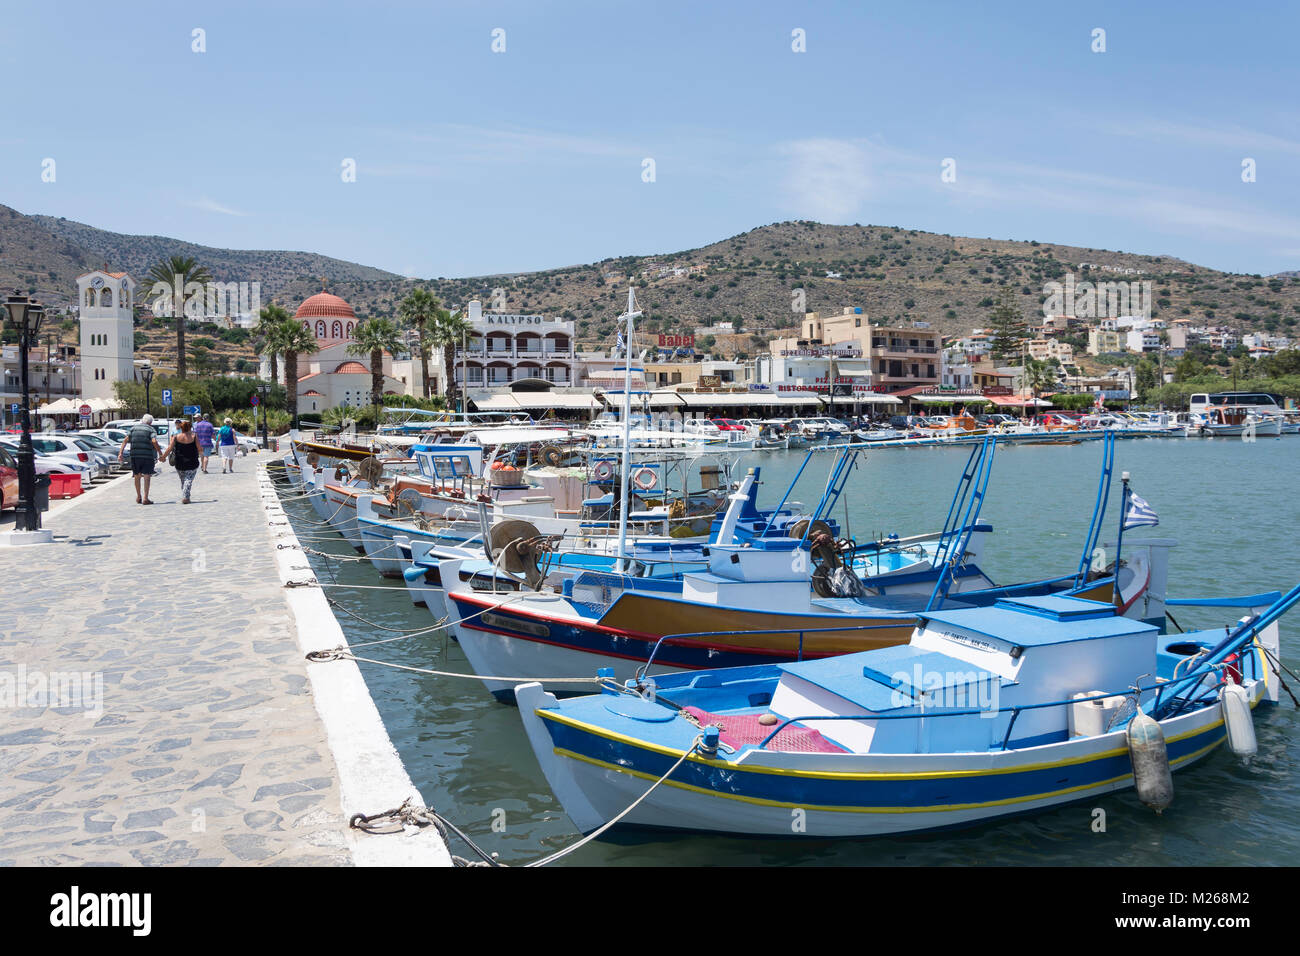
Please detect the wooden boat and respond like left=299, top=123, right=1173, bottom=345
left=517, top=587, right=1292, bottom=837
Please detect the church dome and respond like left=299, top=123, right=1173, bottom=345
left=294, top=292, right=355, bottom=320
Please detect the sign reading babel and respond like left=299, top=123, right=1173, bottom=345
left=658, top=334, right=695, bottom=349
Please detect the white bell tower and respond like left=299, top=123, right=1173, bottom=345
left=77, top=270, right=136, bottom=402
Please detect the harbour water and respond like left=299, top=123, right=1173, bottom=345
left=284, top=437, right=1300, bottom=866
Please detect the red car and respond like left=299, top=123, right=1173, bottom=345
left=0, top=444, right=19, bottom=511
left=710, top=418, right=747, bottom=432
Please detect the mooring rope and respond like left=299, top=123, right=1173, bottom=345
left=525, top=735, right=704, bottom=867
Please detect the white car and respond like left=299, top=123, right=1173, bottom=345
left=0, top=437, right=94, bottom=488
left=57, top=432, right=127, bottom=469
left=27, top=435, right=112, bottom=477
left=231, top=430, right=261, bottom=454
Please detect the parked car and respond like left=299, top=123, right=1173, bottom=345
left=38, top=435, right=115, bottom=474
left=230, top=430, right=261, bottom=454
left=709, top=418, right=748, bottom=433
left=0, top=444, right=19, bottom=510
left=21, top=435, right=110, bottom=477
left=0, top=438, right=93, bottom=488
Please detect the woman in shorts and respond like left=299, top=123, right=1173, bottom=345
left=218, top=417, right=239, bottom=473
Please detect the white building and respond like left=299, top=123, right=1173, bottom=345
left=76, top=270, right=138, bottom=402
left=452, top=300, right=575, bottom=391
left=1125, top=329, right=1160, bottom=353
left=259, top=291, right=406, bottom=416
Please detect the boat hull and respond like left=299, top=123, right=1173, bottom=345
left=517, top=679, right=1258, bottom=837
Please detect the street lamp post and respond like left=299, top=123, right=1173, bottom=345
left=4, top=293, right=46, bottom=535
left=258, top=383, right=271, bottom=448
left=142, top=365, right=155, bottom=418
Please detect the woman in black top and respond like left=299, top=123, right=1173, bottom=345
left=161, top=420, right=202, bottom=504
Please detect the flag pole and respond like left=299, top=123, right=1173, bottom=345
left=1113, top=471, right=1130, bottom=607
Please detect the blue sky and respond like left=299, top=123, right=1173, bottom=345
left=2, top=0, right=1297, bottom=278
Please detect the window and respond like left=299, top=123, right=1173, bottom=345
left=84, top=289, right=95, bottom=308
left=100, top=288, right=113, bottom=308
left=855, top=318, right=861, bottom=327
left=316, top=320, right=326, bottom=338
left=332, top=321, right=343, bottom=338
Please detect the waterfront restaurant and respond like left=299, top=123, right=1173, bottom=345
left=452, top=300, right=576, bottom=391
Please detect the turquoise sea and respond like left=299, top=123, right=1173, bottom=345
left=282, top=436, right=1300, bottom=866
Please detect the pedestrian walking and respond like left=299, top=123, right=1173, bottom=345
left=194, top=413, right=215, bottom=473
left=161, top=420, right=201, bottom=504
left=117, top=413, right=163, bottom=505
left=218, top=417, right=238, bottom=473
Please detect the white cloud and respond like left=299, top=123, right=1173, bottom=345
left=776, top=139, right=873, bottom=221
left=1096, top=118, right=1300, bottom=157
left=188, top=197, right=247, bottom=217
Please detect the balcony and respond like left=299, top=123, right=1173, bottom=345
left=873, top=340, right=939, bottom=356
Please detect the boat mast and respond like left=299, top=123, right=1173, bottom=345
left=615, top=288, right=642, bottom=573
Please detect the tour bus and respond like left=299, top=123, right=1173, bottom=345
left=1188, top=392, right=1283, bottom=420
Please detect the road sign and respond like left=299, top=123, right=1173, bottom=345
left=250, top=395, right=260, bottom=407
left=78, top=403, right=92, bottom=418
left=161, top=388, right=173, bottom=406
left=183, top=405, right=200, bottom=415
left=9, top=403, right=17, bottom=415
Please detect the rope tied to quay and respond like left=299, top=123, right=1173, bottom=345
left=349, top=798, right=503, bottom=867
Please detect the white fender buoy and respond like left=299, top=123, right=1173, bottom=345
left=1220, top=683, right=1257, bottom=760
left=1127, top=712, right=1174, bottom=813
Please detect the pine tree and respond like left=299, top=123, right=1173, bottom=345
left=989, top=288, right=1028, bottom=365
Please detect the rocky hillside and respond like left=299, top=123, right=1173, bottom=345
left=3, top=205, right=1297, bottom=358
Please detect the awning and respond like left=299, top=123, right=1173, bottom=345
left=754, top=393, right=823, bottom=405
left=675, top=392, right=759, bottom=406
left=911, top=394, right=990, bottom=404
left=37, top=397, right=80, bottom=414
left=467, top=393, right=521, bottom=411
left=512, top=392, right=603, bottom=411
left=987, top=396, right=1052, bottom=407
left=820, top=393, right=902, bottom=405
left=644, top=391, right=685, bottom=408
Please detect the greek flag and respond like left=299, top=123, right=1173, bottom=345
left=1123, top=491, right=1159, bottom=530
left=616, top=329, right=625, bottom=353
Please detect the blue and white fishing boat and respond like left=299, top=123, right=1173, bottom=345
left=517, top=585, right=1293, bottom=837
left=441, top=435, right=1161, bottom=699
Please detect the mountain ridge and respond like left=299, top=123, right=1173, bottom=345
left=2, top=204, right=1296, bottom=354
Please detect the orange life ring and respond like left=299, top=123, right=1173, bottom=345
left=633, top=467, right=657, bottom=490
left=593, top=460, right=615, bottom=481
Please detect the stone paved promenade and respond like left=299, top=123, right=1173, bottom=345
left=0, top=457, right=353, bottom=866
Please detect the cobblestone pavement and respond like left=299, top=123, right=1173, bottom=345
left=0, top=458, right=352, bottom=866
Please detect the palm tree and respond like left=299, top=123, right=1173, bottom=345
left=429, top=308, right=473, bottom=411
left=1024, top=358, right=1056, bottom=404
left=347, top=318, right=403, bottom=424
left=142, top=255, right=212, bottom=378
left=254, top=302, right=292, bottom=383
left=398, top=287, right=438, bottom=398
left=277, top=320, right=320, bottom=428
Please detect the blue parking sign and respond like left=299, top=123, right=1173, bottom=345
left=9, top=403, right=16, bottom=415
left=161, top=388, right=173, bottom=406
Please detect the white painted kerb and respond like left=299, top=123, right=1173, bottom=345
left=258, top=466, right=452, bottom=867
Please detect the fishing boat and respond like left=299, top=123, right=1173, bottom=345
left=1200, top=405, right=1283, bottom=438
left=441, top=436, right=1162, bottom=699
left=516, top=585, right=1293, bottom=837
